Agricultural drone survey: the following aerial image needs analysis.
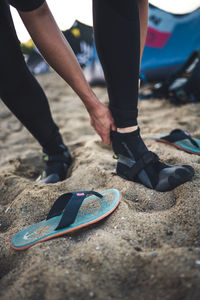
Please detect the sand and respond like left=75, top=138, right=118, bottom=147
left=0, top=72, right=200, bottom=300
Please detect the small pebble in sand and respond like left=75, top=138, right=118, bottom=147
left=195, top=260, right=200, bottom=265
left=96, top=247, right=100, bottom=250
left=121, top=217, right=125, bottom=220
left=5, top=206, right=10, bottom=213
left=89, top=291, right=94, bottom=297
left=134, top=247, right=142, bottom=252
left=166, top=230, right=173, bottom=236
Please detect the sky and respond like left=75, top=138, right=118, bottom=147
left=11, top=0, right=200, bottom=42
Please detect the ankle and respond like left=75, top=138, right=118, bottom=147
left=111, top=127, right=149, bottom=161
left=117, top=125, right=138, bottom=133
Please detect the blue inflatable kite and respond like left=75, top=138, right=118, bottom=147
left=141, top=4, right=200, bottom=82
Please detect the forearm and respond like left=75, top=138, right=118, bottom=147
left=18, top=2, right=99, bottom=111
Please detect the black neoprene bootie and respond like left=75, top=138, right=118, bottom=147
left=111, top=128, right=194, bottom=192
left=37, top=144, right=72, bottom=184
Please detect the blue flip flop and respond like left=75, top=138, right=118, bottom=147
left=151, top=129, right=200, bottom=155
left=11, top=189, right=121, bottom=250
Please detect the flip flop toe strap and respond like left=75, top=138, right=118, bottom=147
left=46, top=193, right=73, bottom=220
left=182, top=131, right=199, bottom=148
left=46, top=191, right=103, bottom=230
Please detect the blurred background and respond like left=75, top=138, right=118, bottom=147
left=11, top=0, right=200, bottom=105
left=11, top=0, right=200, bottom=42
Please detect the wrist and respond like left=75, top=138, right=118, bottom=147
left=82, top=93, right=102, bottom=113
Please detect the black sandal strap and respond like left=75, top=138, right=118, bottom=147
left=56, top=191, right=103, bottom=230
left=46, top=193, right=73, bottom=220
left=46, top=191, right=103, bottom=230
left=162, top=129, right=199, bottom=149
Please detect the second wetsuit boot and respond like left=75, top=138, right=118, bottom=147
left=37, top=136, right=72, bottom=184
left=111, top=128, right=194, bottom=192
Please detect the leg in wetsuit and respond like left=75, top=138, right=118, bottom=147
left=93, top=0, right=140, bottom=128
left=0, top=0, right=71, bottom=183
left=93, top=0, right=194, bottom=191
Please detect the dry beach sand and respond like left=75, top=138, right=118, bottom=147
left=0, top=72, right=200, bottom=300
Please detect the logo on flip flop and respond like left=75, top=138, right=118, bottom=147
left=24, top=231, right=35, bottom=240
left=184, top=131, right=190, bottom=136
left=76, top=193, right=85, bottom=196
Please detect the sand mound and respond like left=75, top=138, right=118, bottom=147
left=1, top=73, right=200, bottom=300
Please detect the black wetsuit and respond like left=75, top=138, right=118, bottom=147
left=0, top=0, right=64, bottom=155
left=0, top=0, right=140, bottom=155
left=93, top=0, right=140, bottom=128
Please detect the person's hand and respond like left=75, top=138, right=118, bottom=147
left=88, top=102, right=116, bottom=145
